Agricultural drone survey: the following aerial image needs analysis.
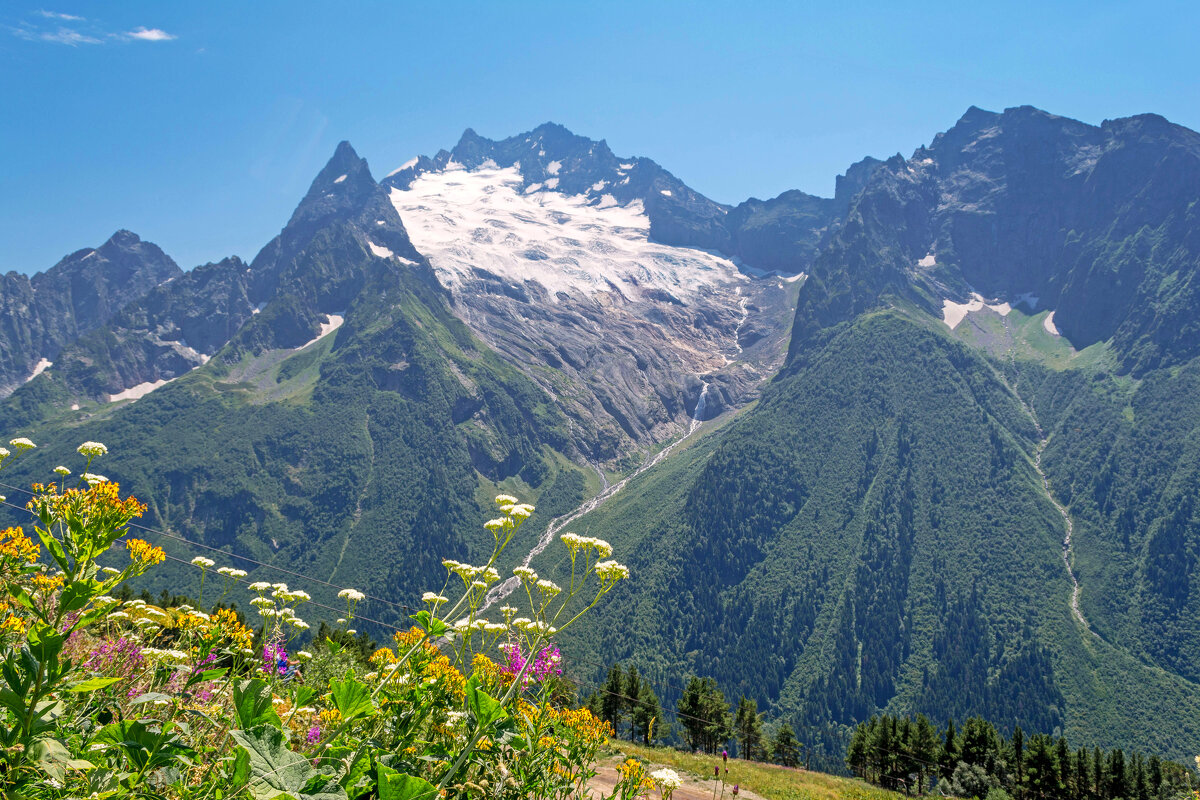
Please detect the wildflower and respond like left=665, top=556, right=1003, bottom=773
left=337, top=588, right=365, bottom=601
left=272, top=583, right=288, bottom=591
left=0, top=447, right=8, bottom=461
left=346, top=629, right=356, bottom=635
left=306, top=725, right=321, bottom=745
left=422, top=592, right=448, bottom=605
left=495, top=494, right=519, bottom=505
left=508, top=503, right=535, bottom=519
left=0, top=528, right=40, bottom=563
left=484, top=517, right=509, bottom=532
left=250, top=597, right=274, bottom=608
left=126, top=539, right=166, bottom=566
left=191, top=556, right=215, bottom=568
left=8, top=437, right=35, bottom=450
left=248, top=581, right=272, bottom=591
left=287, top=618, right=310, bottom=630
left=471, top=580, right=487, bottom=590
left=229, top=569, right=247, bottom=578
left=53, top=466, right=70, bottom=477
left=297, top=650, right=313, bottom=661
left=82, top=473, right=108, bottom=486
left=95, top=595, right=116, bottom=605
left=652, top=767, right=681, bottom=791
left=77, top=441, right=108, bottom=458
left=107, top=611, right=129, bottom=620
left=536, top=579, right=561, bottom=597
left=594, top=560, right=629, bottom=582
left=217, top=567, right=235, bottom=576
left=513, top=566, right=538, bottom=582
left=101, top=567, right=121, bottom=576
left=32, top=573, right=65, bottom=593
left=483, top=622, right=508, bottom=634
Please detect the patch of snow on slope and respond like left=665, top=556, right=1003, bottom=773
left=1044, top=311, right=1060, bottom=335
left=333, top=174, right=347, bottom=184
left=295, top=312, right=346, bottom=350
left=389, top=164, right=746, bottom=301
left=368, top=241, right=394, bottom=258
left=591, top=180, right=607, bottom=191
left=386, top=157, right=419, bottom=178
left=942, top=294, right=986, bottom=329
left=546, top=160, right=562, bottom=175
left=26, top=358, right=52, bottom=382
left=544, top=177, right=559, bottom=189
left=109, top=379, right=170, bottom=403
left=918, top=253, right=936, bottom=267
left=660, top=189, right=673, bottom=197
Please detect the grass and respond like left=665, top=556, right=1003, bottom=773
left=607, top=742, right=906, bottom=800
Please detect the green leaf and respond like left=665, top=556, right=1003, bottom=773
left=230, top=726, right=347, bottom=800
left=67, top=676, right=123, bottom=693
left=231, top=746, right=251, bottom=786
left=465, top=677, right=505, bottom=726
left=376, top=763, right=438, bottom=800
left=28, top=737, right=93, bottom=781
left=408, top=611, right=447, bottom=639
left=234, top=678, right=282, bottom=729
left=330, top=675, right=375, bottom=723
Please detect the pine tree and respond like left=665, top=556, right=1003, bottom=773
left=1011, top=725, right=1026, bottom=800
left=632, top=682, right=660, bottom=745
left=625, top=666, right=642, bottom=742
left=774, top=722, right=801, bottom=768
left=734, top=696, right=765, bottom=761
left=601, top=664, right=626, bottom=735
left=912, top=714, right=940, bottom=794
left=1025, top=735, right=1061, bottom=800
left=941, top=718, right=960, bottom=781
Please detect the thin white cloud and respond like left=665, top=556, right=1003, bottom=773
left=37, top=10, right=85, bottom=21
left=125, top=26, right=176, bottom=42
left=12, top=25, right=100, bottom=45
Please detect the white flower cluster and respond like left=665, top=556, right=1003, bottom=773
left=9, top=437, right=36, bottom=450
left=483, top=517, right=511, bottom=532
left=0, top=448, right=9, bottom=461
left=141, top=648, right=190, bottom=662
left=273, top=586, right=311, bottom=603
left=191, top=557, right=215, bottom=568
left=337, top=588, right=365, bottom=602
left=651, top=769, right=682, bottom=790
left=594, top=560, right=630, bottom=582
left=442, top=560, right=500, bottom=584
left=494, top=494, right=535, bottom=519
left=248, top=581, right=272, bottom=592
left=218, top=567, right=248, bottom=578
left=512, top=566, right=538, bottom=583
left=536, top=579, right=561, bottom=597
left=511, top=619, right=556, bottom=634
left=77, top=441, right=108, bottom=458
left=421, top=592, right=448, bottom=605
left=53, top=466, right=70, bottom=477
left=560, top=532, right=613, bottom=557
left=82, top=473, right=108, bottom=486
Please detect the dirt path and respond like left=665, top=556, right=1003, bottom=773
left=585, top=757, right=767, bottom=800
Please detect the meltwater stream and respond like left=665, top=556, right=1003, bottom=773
left=480, top=381, right=711, bottom=612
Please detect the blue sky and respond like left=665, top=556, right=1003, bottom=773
left=3, top=1, right=1198, bottom=273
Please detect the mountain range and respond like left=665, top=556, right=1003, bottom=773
left=3, top=104, right=1200, bottom=765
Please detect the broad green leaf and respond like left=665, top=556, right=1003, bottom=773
left=465, top=677, right=505, bottom=726
left=234, top=678, right=282, bottom=729
left=29, top=737, right=93, bottom=781
left=230, top=726, right=347, bottom=800
left=330, top=675, right=375, bottom=723
left=376, top=763, right=438, bottom=800
left=67, top=676, right=123, bottom=692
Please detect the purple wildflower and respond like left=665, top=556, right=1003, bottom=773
left=499, top=642, right=563, bottom=687
left=263, top=642, right=288, bottom=676
left=306, top=725, right=321, bottom=745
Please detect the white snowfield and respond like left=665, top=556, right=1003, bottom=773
left=109, top=379, right=169, bottom=403
left=26, top=358, right=52, bottom=383
left=388, top=163, right=746, bottom=301
left=367, top=241, right=393, bottom=258
left=941, top=292, right=1013, bottom=330
left=295, top=313, right=345, bottom=351
left=1044, top=310, right=1060, bottom=335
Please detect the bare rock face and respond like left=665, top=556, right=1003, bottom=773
left=0, top=230, right=180, bottom=396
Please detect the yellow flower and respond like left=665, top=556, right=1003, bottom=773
left=319, top=708, right=342, bottom=727
left=126, top=539, right=166, bottom=566
left=0, top=527, right=39, bottom=563
left=1, top=614, right=28, bottom=635
left=31, top=573, right=65, bottom=593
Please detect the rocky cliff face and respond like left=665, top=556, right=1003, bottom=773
left=790, top=106, right=1200, bottom=374
left=0, top=230, right=180, bottom=396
